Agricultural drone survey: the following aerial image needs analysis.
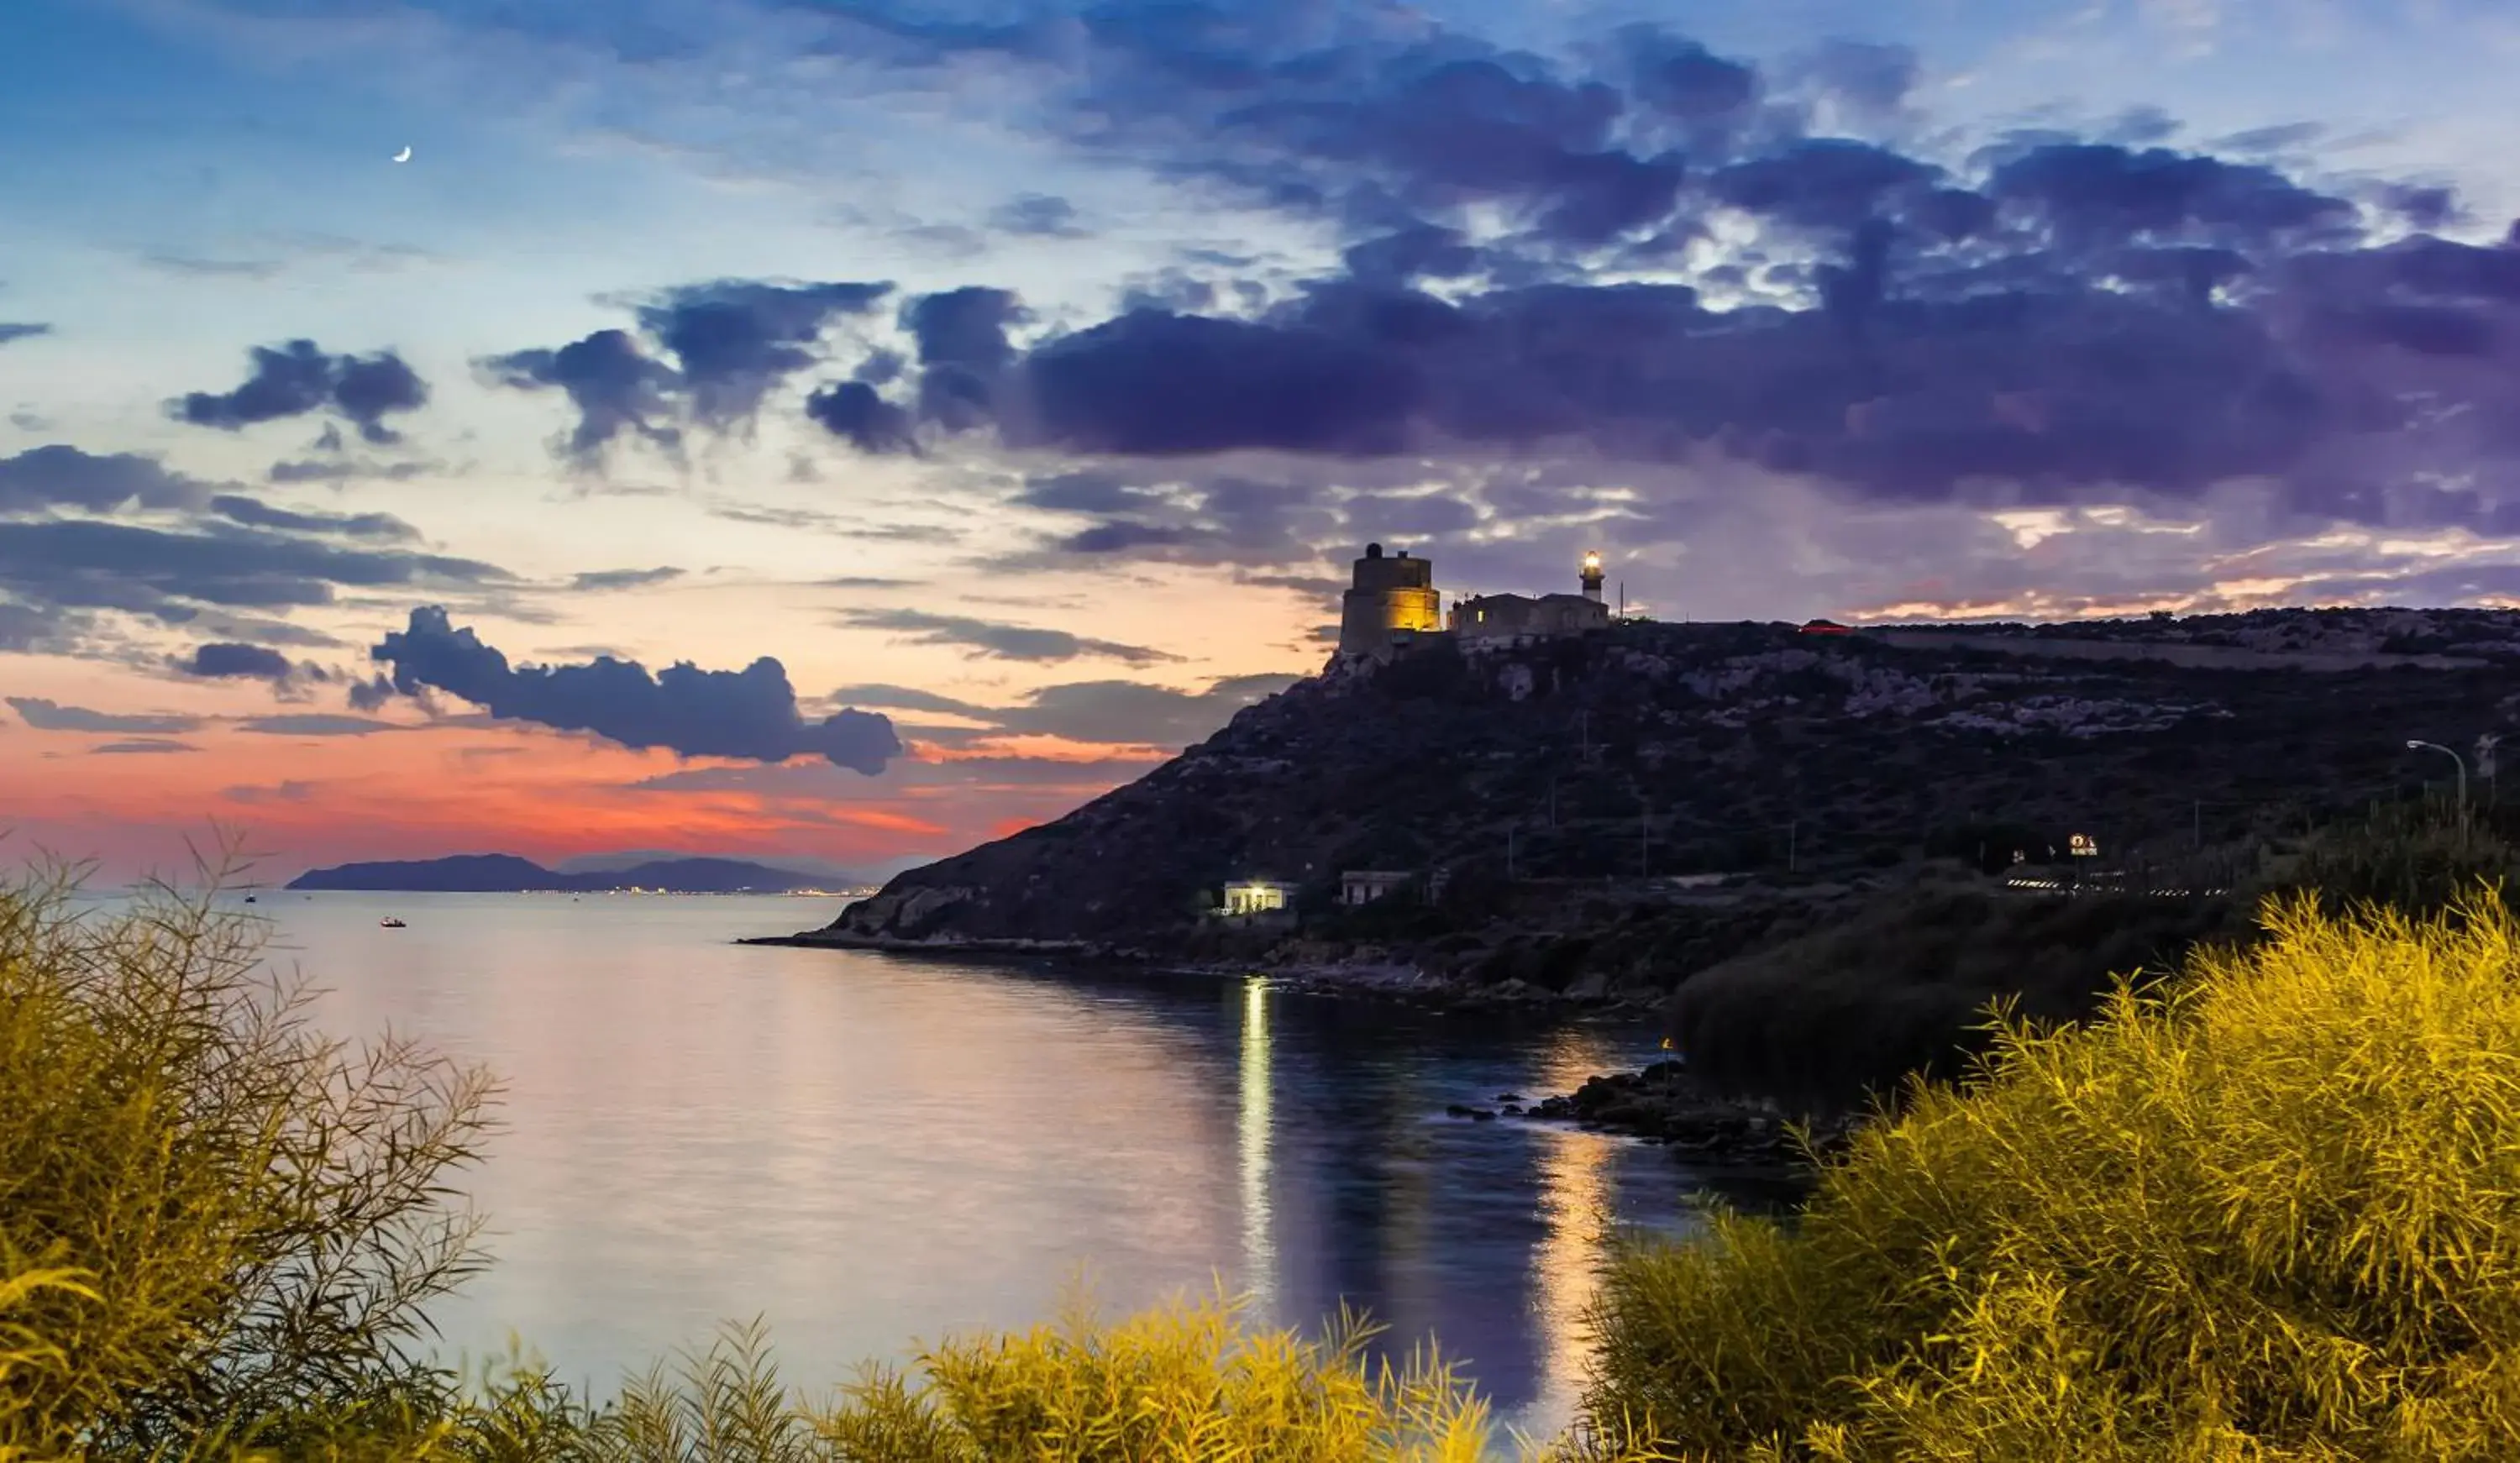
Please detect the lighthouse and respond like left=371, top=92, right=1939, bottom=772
left=1579, top=548, right=1604, bottom=604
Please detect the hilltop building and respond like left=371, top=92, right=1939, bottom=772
left=1337, top=543, right=1444, bottom=658
left=1333, top=543, right=1614, bottom=658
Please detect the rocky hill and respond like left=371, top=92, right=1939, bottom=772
left=804, top=607, right=2520, bottom=955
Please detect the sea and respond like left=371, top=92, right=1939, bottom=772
left=176, top=890, right=1771, bottom=1446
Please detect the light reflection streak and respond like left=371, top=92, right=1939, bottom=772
left=1523, top=1026, right=1620, bottom=1434
left=1237, top=975, right=1278, bottom=1324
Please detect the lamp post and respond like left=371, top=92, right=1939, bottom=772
left=2407, top=739, right=2468, bottom=820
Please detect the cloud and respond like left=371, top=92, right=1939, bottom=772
left=0, top=323, right=50, bottom=346
left=802, top=380, right=916, bottom=454
left=369, top=606, right=903, bottom=772
left=178, top=642, right=297, bottom=680
left=480, top=328, right=684, bottom=464
left=0, top=517, right=510, bottom=616
left=484, top=277, right=891, bottom=463
left=92, top=739, right=200, bottom=754
left=0, top=445, right=208, bottom=514
left=6, top=697, right=202, bottom=734
left=992, top=470, right=1341, bottom=571
left=633, top=278, right=893, bottom=428
left=841, top=608, right=1183, bottom=665
left=820, top=670, right=1302, bottom=748
left=632, top=4, right=2516, bottom=558
left=266, top=456, right=437, bottom=485
left=570, top=566, right=685, bottom=590
left=234, top=713, right=401, bottom=735
left=989, top=193, right=1089, bottom=237
left=821, top=683, right=993, bottom=718
left=0, top=601, right=68, bottom=653
left=139, top=253, right=285, bottom=281
left=207, top=493, right=420, bottom=540
left=169, top=338, right=431, bottom=444
left=986, top=674, right=1304, bottom=746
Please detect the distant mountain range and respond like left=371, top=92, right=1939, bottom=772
left=286, top=853, right=864, bottom=894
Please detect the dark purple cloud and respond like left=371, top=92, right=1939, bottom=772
left=170, top=338, right=429, bottom=444
left=839, top=607, right=1183, bottom=665
left=1985, top=143, right=2356, bottom=251
left=803, top=380, right=916, bottom=454
left=480, top=328, right=685, bottom=464
left=633, top=278, right=893, bottom=428
left=207, top=493, right=419, bottom=541
left=0, top=445, right=207, bottom=514
left=0, top=323, right=50, bottom=346
left=0, top=510, right=508, bottom=617
left=570, top=566, right=685, bottom=591
left=6, top=697, right=201, bottom=734
left=370, top=606, right=903, bottom=773
left=485, top=278, right=891, bottom=462
left=902, top=286, right=1027, bottom=429
left=1024, top=307, right=1423, bottom=456
left=878, top=220, right=2520, bottom=528
left=178, top=641, right=297, bottom=681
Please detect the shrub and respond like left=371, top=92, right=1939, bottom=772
left=1580, top=882, right=2520, bottom=1461
left=2252, top=796, right=2519, bottom=924
left=1664, top=880, right=2240, bottom=1113
left=0, top=857, right=496, bottom=1458
left=324, top=1287, right=1525, bottom=1463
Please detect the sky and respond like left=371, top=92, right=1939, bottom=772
left=4, top=0, right=2520, bottom=883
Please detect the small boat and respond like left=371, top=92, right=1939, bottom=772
left=380, top=917, right=407, bottom=929
left=244, top=895, right=257, bottom=904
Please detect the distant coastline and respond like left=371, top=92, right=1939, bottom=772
left=287, top=852, right=869, bottom=896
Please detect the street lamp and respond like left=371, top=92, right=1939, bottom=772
left=2407, top=739, right=2468, bottom=817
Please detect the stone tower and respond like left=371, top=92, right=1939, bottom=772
left=1338, top=543, right=1441, bottom=658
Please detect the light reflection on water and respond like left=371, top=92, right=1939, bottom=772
left=111, top=890, right=1750, bottom=1444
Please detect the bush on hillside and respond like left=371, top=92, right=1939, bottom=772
left=0, top=858, right=496, bottom=1457
left=1580, top=883, right=2520, bottom=1461
left=1664, top=880, right=2244, bottom=1113
left=2253, top=795, right=2519, bottom=923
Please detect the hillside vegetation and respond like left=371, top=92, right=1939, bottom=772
left=1664, top=794, right=2520, bottom=1113
left=826, top=606, right=2520, bottom=951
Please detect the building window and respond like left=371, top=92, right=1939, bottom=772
left=1222, top=881, right=1288, bottom=915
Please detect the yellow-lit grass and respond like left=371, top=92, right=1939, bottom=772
left=811, top=1282, right=1496, bottom=1462
left=393, top=1287, right=1515, bottom=1461
left=0, top=854, right=496, bottom=1459
left=1576, top=882, right=2520, bottom=1462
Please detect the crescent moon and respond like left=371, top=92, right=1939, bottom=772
left=391, top=146, right=412, bottom=163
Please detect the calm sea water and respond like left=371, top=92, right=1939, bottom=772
left=204, top=891, right=1755, bottom=1445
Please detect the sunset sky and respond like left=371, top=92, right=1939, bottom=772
left=6, top=0, right=2520, bottom=883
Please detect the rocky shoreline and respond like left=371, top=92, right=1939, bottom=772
left=749, top=927, right=1854, bottom=1175
left=741, top=929, right=1667, bottom=1014
left=1452, top=1059, right=1869, bottom=1172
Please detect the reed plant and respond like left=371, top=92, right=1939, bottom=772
left=0, top=853, right=496, bottom=1459
left=1575, top=880, right=2520, bottom=1460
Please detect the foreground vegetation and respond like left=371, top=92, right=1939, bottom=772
left=1668, top=794, right=2520, bottom=1112
left=17, top=826, right=2520, bottom=1459
left=1585, top=879, right=2520, bottom=1460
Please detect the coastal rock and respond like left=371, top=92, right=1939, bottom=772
left=1525, top=1060, right=1867, bottom=1167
